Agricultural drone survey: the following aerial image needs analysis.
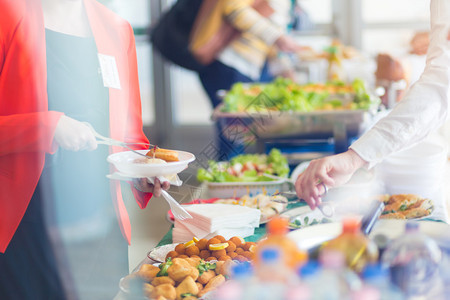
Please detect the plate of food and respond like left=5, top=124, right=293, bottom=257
left=119, top=255, right=233, bottom=300
left=196, top=149, right=290, bottom=198
left=107, top=148, right=195, bottom=178
left=148, top=236, right=257, bottom=264
left=166, top=194, right=288, bottom=225
left=379, top=194, right=434, bottom=220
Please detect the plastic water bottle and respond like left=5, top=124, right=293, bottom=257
left=361, top=264, right=404, bottom=300
left=381, top=221, right=442, bottom=298
left=253, top=247, right=289, bottom=299
left=320, top=218, right=379, bottom=273
left=311, top=250, right=361, bottom=300
left=214, top=263, right=253, bottom=300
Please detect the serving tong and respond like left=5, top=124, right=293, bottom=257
left=83, top=122, right=153, bottom=159
left=84, top=122, right=192, bottom=220
left=272, top=190, right=335, bottom=218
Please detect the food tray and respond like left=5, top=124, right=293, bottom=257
left=212, top=104, right=375, bottom=140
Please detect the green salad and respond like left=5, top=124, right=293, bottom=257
left=222, top=77, right=379, bottom=113
left=197, top=149, right=289, bottom=183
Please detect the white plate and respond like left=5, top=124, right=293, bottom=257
left=107, top=150, right=195, bottom=178
left=147, top=243, right=178, bottom=263
left=287, top=219, right=450, bottom=251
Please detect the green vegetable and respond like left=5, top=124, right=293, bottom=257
left=399, top=204, right=408, bottom=211
left=157, top=257, right=173, bottom=277
left=197, top=260, right=216, bottom=276
left=196, top=148, right=289, bottom=183
left=222, top=77, right=380, bottom=113
left=181, top=293, right=194, bottom=298
left=382, top=210, right=396, bottom=215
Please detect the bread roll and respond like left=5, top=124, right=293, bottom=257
left=146, top=148, right=179, bottom=162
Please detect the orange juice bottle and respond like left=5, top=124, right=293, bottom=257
left=255, top=217, right=307, bottom=270
left=321, top=218, right=379, bottom=273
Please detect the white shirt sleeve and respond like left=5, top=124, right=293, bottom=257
left=350, top=0, right=450, bottom=169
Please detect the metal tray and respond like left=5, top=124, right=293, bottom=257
left=212, top=104, right=376, bottom=140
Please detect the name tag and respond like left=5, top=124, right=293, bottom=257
left=98, top=53, right=121, bottom=90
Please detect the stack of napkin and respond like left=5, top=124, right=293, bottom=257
left=172, top=204, right=261, bottom=243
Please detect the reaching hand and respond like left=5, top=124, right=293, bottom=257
left=294, top=150, right=367, bottom=209
left=275, top=35, right=303, bottom=53
left=53, top=115, right=97, bottom=151
left=133, top=177, right=170, bottom=197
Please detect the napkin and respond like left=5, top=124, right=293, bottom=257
left=172, top=204, right=261, bottom=243
left=180, top=204, right=261, bottom=232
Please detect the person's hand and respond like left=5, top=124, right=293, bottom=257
left=53, top=115, right=97, bottom=151
left=133, top=177, right=170, bottom=197
left=275, top=35, right=303, bottom=53
left=294, top=149, right=367, bottom=210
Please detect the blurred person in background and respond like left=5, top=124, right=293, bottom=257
left=295, top=0, right=450, bottom=211
left=192, top=0, right=304, bottom=109
left=0, top=0, right=168, bottom=299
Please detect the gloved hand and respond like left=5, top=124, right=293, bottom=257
left=53, top=115, right=97, bottom=151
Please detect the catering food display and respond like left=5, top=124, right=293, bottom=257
left=196, top=148, right=289, bottom=183
left=121, top=256, right=235, bottom=300
left=168, top=194, right=288, bottom=224
left=221, top=77, right=378, bottom=113
left=165, top=235, right=256, bottom=263
left=380, top=194, right=434, bottom=219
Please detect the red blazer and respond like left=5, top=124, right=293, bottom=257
left=0, top=0, right=153, bottom=253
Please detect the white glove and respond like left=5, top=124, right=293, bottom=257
left=53, top=115, right=97, bottom=151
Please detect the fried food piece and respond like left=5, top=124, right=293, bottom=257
left=152, top=283, right=176, bottom=300
left=189, top=266, right=199, bottom=281
left=197, top=275, right=226, bottom=298
left=175, top=276, right=199, bottom=300
left=218, top=255, right=231, bottom=261
left=183, top=296, right=198, bottom=300
left=234, top=255, right=248, bottom=262
left=197, top=270, right=215, bottom=285
left=235, top=248, right=244, bottom=255
left=228, top=252, right=238, bottom=259
left=142, top=283, right=154, bottom=298
left=205, top=257, right=216, bottom=262
left=213, top=235, right=226, bottom=243
left=175, top=244, right=186, bottom=255
left=229, top=236, right=244, bottom=247
left=380, top=212, right=406, bottom=220
left=185, top=245, right=200, bottom=257
left=206, top=238, right=221, bottom=249
left=146, top=148, right=179, bottom=162
left=196, top=239, right=208, bottom=251
left=214, top=261, right=225, bottom=275
left=204, top=274, right=225, bottom=290
left=211, top=249, right=226, bottom=259
left=242, top=242, right=256, bottom=251
left=138, top=264, right=160, bottom=282
left=225, top=241, right=236, bottom=253
left=216, top=260, right=235, bottom=276
left=167, top=259, right=193, bottom=282
left=166, top=251, right=179, bottom=260
left=401, top=208, right=430, bottom=219
left=242, top=251, right=255, bottom=260
left=152, top=276, right=175, bottom=287
left=185, top=257, right=201, bottom=267
left=196, top=282, right=203, bottom=293
left=199, top=250, right=211, bottom=259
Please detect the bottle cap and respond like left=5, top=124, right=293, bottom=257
left=260, top=247, right=281, bottom=263
left=231, top=262, right=253, bottom=279
left=342, top=218, right=361, bottom=234
left=267, top=217, right=289, bottom=235
left=298, top=261, right=320, bottom=278
left=361, top=263, right=388, bottom=279
left=405, top=221, right=419, bottom=233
